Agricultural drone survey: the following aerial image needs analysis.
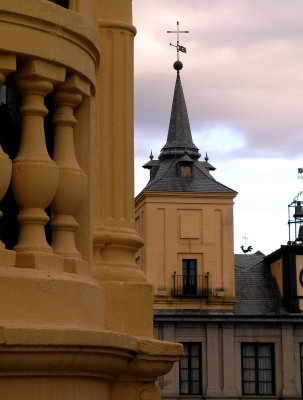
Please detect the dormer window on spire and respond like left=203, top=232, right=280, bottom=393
left=179, top=162, right=192, bottom=178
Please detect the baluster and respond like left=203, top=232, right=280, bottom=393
left=12, top=60, right=65, bottom=269
left=0, top=54, right=16, bottom=266
left=51, top=73, right=90, bottom=274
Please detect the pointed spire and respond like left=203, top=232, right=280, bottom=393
left=159, top=64, right=200, bottom=161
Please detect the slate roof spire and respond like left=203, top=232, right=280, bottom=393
left=159, top=61, right=200, bottom=161
left=139, top=49, right=236, bottom=195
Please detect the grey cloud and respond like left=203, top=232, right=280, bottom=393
left=134, top=0, right=303, bottom=164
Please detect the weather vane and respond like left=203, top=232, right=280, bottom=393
left=167, top=21, right=189, bottom=61
left=241, top=233, right=253, bottom=254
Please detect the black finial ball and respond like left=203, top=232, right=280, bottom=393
left=173, top=60, right=183, bottom=71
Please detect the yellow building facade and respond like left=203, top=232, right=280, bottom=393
left=0, top=1, right=181, bottom=399
left=135, top=192, right=236, bottom=310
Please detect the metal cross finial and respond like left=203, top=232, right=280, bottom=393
left=243, top=233, right=248, bottom=248
left=167, top=21, right=189, bottom=61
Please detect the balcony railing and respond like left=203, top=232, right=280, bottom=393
left=172, top=272, right=209, bottom=298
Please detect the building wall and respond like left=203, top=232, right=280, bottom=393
left=155, top=318, right=303, bottom=400
left=135, top=192, right=235, bottom=309
left=270, top=258, right=284, bottom=297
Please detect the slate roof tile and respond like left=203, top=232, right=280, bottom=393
left=144, top=159, right=236, bottom=193
left=234, top=252, right=286, bottom=315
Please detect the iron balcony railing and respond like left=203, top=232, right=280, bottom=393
left=172, top=272, right=209, bottom=297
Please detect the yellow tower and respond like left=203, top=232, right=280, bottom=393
left=135, top=60, right=237, bottom=310
left=0, top=1, right=181, bottom=398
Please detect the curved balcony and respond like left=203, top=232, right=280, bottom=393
left=0, top=0, right=99, bottom=273
left=0, top=0, right=99, bottom=88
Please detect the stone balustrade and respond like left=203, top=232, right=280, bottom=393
left=0, top=54, right=17, bottom=268
left=0, top=56, right=91, bottom=274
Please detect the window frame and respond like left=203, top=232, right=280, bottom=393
left=182, top=259, right=197, bottom=295
left=179, top=342, right=202, bottom=395
left=241, top=343, right=275, bottom=396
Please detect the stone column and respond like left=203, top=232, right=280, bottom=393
left=12, top=59, right=65, bottom=270
left=51, top=73, right=90, bottom=275
left=93, top=0, right=144, bottom=283
left=93, top=0, right=152, bottom=337
left=281, top=323, right=298, bottom=397
left=222, top=323, right=237, bottom=396
left=0, top=54, right=16, bottom=267
left=206, top=323, right=222, bottom=396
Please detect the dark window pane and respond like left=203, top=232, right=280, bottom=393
left=243, top=369, right=255, bottom=381
left=180, top=369, right=188, bottom=381
left=180, top=382, right=188, bottom=393
left=259, top=345, right=271, bottom=357
left=243, top=357, right=255, bottom=369
left=242, top=343, right=274, bottom=396
left=191, top=382, right=200, bottom=394
left=191, top=358, right=200, bottom=368
left=182, top=259, right=197, bottom=295
left=180, top=357, right=188, bottom=368
left=179, top=343, right=201, bottom=395
left=259, top=357, right=271, bottom=369
left=243, top=381, right=256, bottom=394
left=259, top=370, right=272, bottom=382
left=259, top=382, right=273, bottom=395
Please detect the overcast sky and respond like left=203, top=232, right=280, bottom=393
left=133, top=0, right=303, bottom=255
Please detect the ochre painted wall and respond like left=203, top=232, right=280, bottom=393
left=270, top=258, right=284, bottom=297
left=135, top=191, right=236, bottom=310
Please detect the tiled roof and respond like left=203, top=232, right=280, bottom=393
left=159, top=72, right=200, bottom=161
left=143, top=158, right=236, bottom=193
left=234, top=251, right=286, bottom=315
